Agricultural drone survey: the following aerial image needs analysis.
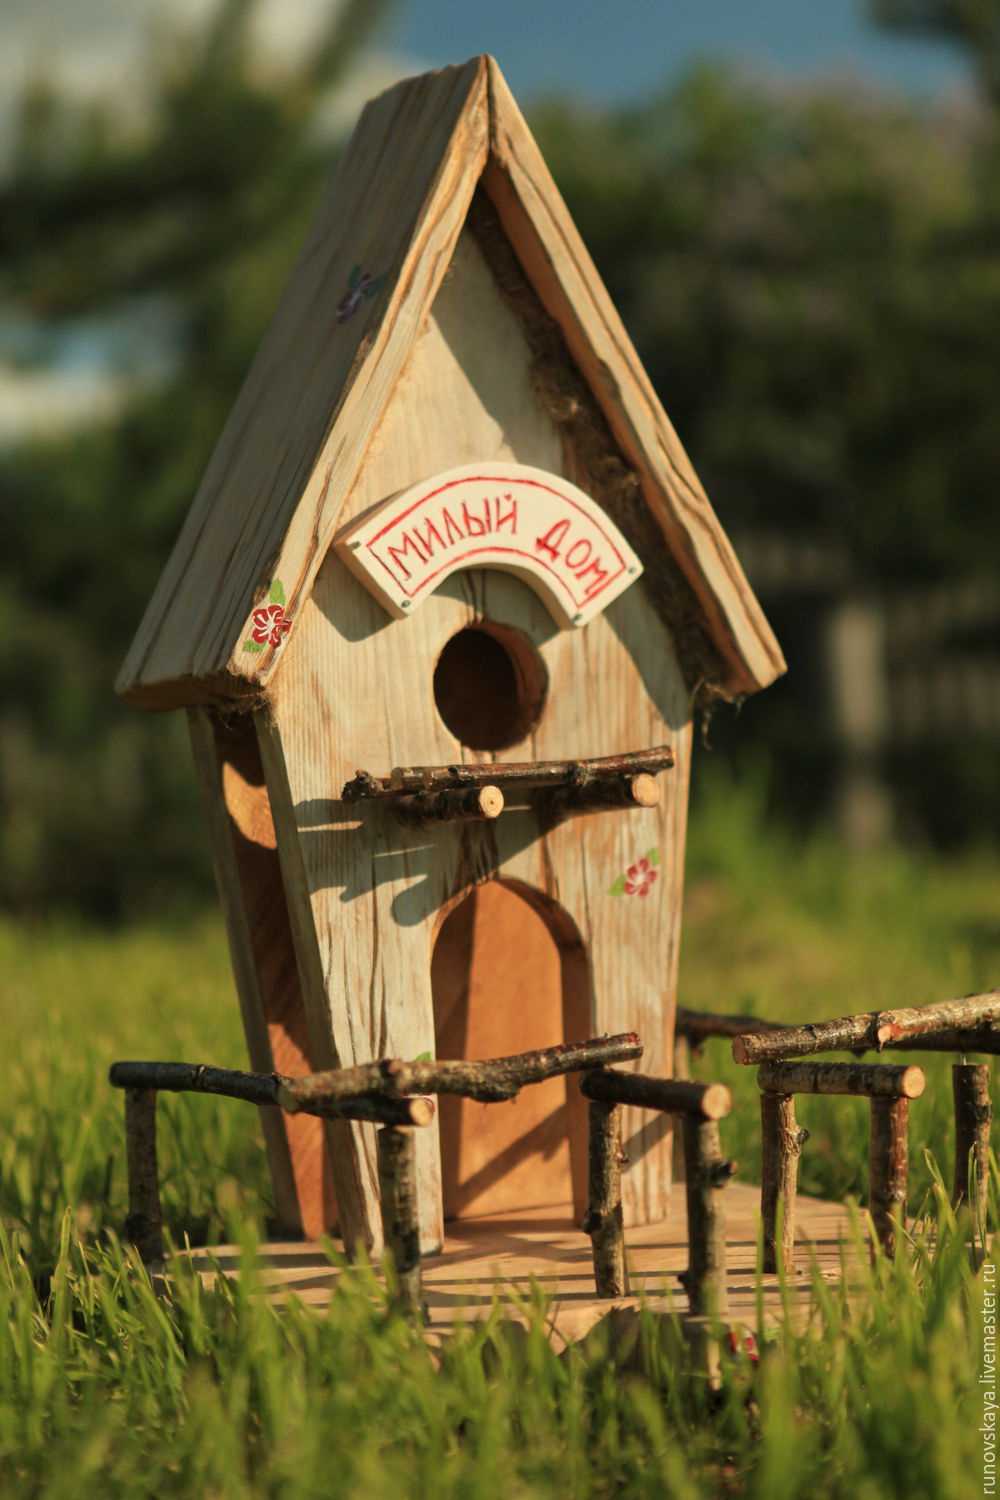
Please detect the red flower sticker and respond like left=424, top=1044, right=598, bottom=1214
left=609, top=848, right=660, bottom=898
left=244, top=580, right=292, bottom=655
left=624, top=857, right=658, bottom=898
left=250, top=603, right=291, bottom=648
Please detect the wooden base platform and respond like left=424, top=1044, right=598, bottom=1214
left=184, top=1184, right=860, bottom=1345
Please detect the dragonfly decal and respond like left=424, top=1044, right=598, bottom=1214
left=336, top=264, right=387, bottom=324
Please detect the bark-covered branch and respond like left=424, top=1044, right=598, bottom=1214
left=953, top=1063, right=992, bottom=1225
left=342, top=747, right=674, bottom=802
left=679, top=1118, right=732, bottom=1316
left=109, top=1060, right=435, bottom=1126
left=377, top=1126, right=424, bottom=1321
left=675, top=1008, right=785, bottom=1044
left=733, top=990, right=1000, bottom=1064
left=540, top=772, right=661, bottom=824
left=760, top=1092, right=807, bottom=1273
left=393, top=785, right=504, bottom=826
left=583, top=1100, right=628, bottom=1297
left=757, top=1060, right=925, bottom=1099
left=282, top=1034, right=643, bottom=1109
left=124, top=1089, right=164, bottom=1265
left=580, top=1069, right=731, bottom=1120
left=869, top=1096, right=910, bottom=1258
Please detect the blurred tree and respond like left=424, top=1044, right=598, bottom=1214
left=872, top=0, right=1000, bottom=106
left=1, top=0, right=392, bottom=917
left=3, top=10, right=998, bottom=918
left=533, top=63, right=1000, bottom=843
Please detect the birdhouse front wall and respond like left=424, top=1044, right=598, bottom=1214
left=262, top=226, right=694, bottom=1255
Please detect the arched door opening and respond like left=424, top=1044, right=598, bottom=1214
left=431, top=879, right=591, bottom=1222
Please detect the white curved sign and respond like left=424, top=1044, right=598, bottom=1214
left=335, top=463, right=642, bottom=628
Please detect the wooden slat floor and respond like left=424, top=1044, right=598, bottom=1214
left=184, top=1183, right=863, bottom=1344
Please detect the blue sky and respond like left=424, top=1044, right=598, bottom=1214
left=386, top=0, right=969, bottom=106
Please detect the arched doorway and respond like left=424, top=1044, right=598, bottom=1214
left=431, top=879, right=591, bottom=1222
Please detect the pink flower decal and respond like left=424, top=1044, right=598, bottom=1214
left=624, top=857, right=658, bottom=898
left=609, top=848, right=661, bottom=898
left=244, top=580, right=292, bottom=655
left=250, top=603, right=291, bottom=648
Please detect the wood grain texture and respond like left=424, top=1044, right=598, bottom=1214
left=118, top=59, right=490, bottom=706
left=117, top=55, right=781, bottom=709
left=264, top=225, right=693, bottom=1254
left=187, top=708, right=335, bottom=1236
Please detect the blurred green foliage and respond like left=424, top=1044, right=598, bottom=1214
left=2, top=3, right=998, bottom=916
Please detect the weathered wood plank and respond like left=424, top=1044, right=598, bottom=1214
left=481, top=59, right=784, bottom=699
left=187, top=707, right=332, bottom=1236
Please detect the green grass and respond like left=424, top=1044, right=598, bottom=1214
left=0, top=772, right=997, bottom=1497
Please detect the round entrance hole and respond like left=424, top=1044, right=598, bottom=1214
left=433, top=624, right=547, bottom=751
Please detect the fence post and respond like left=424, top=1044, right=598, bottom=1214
left=124, top=1088, right=164, bottom=1266
left=760, top=1091, right=807, bottom=1273
left=583, top=1097, right=628, bottom=1297
left=377, top=1125, right=424, bottom=1320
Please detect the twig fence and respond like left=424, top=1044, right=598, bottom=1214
left=109, top=1032, right=736, bottom=1322
left=676, top=988, right=998, bottom=1257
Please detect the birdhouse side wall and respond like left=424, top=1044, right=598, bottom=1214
left=262, top=227, right=694, bottom=1254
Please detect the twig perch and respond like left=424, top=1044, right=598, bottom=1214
left=342, top=746, right=674, bottom=802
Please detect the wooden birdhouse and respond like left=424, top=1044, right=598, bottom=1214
left=117, top=56, right=784, bottom=1256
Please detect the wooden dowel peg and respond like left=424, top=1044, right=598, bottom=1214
left=760, top=1092, right=807, bottom=1273
left=393, top=784, right=504, bottom=826
left=124, top=1088, right=164, bottom=1266
left=540, top=771, right=662, bottom=823
left=953, top=1063, right=992, bottom=1227
left=757, top=1059, right=925, bottom=1099
left=869, top=1096, right=910, bottom=1259
left=376, top=1125, right=423, bottom=1321
left=679, top=1117, right=731, bottom=1317
left=583, top=1100, right=628, bottom=1297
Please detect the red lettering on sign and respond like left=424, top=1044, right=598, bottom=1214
left=386, top=530, right=428, bottom=580
left=535, top=519, right=569, bottom=560
left=462, top=499, right=490, bottom=536
left=574, top=558, right=611, bottom=600
left=565, top=538, right=592, bottom=570
left=413, top=516, right=444, bottom=560
left=494, top=494, right=518, bottom=534
left=441, top=507, right=465, bottom=547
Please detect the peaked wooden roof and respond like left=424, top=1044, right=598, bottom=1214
left=117, top=55, right=785, bottom=709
